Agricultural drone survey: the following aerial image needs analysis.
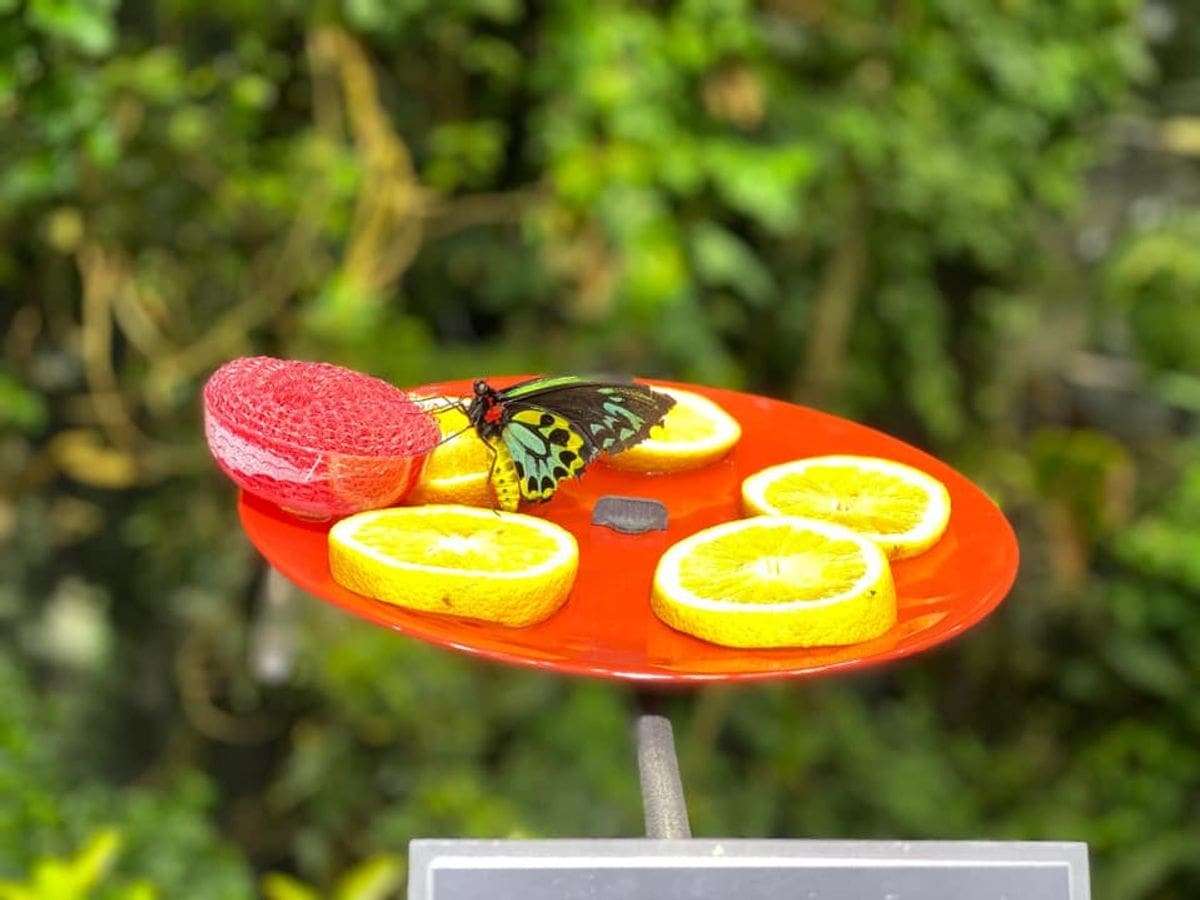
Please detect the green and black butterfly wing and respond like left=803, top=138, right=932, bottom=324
left=501, top=376, right=676, bottom=457
left=469, top=376, right=676, bottom=504
left=496, top=407, right=592, bottom=502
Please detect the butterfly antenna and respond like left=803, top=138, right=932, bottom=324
left=414, top=396, right=476, bottom=449
left=414, top=397, right=464, bottom=415
left=429, top=421, right=474, bottom=449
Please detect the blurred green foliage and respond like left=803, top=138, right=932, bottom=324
left=2, top=0, right=1200, bottom=897
left=0, top=657, right=253, bottom=897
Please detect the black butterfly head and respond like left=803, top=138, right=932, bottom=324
left=467, top=379, right=505, bottom=440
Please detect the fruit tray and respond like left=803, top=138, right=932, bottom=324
left=238, top=378, right=1018, bottom=683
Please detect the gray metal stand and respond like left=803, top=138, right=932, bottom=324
left=408, top=701, right=1091, bottom=899
left=634, top=713, right=691, bottom=838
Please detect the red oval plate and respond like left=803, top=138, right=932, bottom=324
left=238, top=378, right=1018, bottom=684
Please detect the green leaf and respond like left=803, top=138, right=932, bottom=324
left=424, top=121, right=508, bottom=191
left=1105, top=636, right=1189, bottom=699
left=25, top=0, right=117, bottom=56
left=261, top=873, right=321, bottom=900
left=702, top=141, right=816, bottom=232
left=333, top=855, right=405, bottom=900
left=689, top=220, right=774, bottom=304
left=0, top=374, right=47, bottom=432
left=66, top=829, right=123, bottom=893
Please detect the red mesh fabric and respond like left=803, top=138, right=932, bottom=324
left=203, top=357, right=440, bottom=518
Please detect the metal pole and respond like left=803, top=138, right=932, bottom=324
left=635, top=713, right=692, bottom=839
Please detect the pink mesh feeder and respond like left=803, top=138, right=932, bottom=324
left=204, top=357, right=440, bottom=519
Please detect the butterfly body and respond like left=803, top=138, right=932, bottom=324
left=487, top=440, right=522, bottom=512
left=466, top=376, right=675, bottom=509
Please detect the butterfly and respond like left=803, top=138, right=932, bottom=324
left=465, top=376, right=676, bottom=510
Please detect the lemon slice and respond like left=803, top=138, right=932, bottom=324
left=605, top=386, right=741, bottom=473
left=405, top=398, right=495, bottom=508
left=741, top=455, right=951, bottom=560
left=652, top=516, right=896, bottom=648
left=329, top=505, right=578, bottom=627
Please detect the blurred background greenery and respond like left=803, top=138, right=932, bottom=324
left=2, top=0, right=1200, bottom=896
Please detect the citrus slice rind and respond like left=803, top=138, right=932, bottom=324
left=741, top=454, right=951, bottom=560
left=604, top=386, right=741, bottom=473
left=651, top=516, right=896, bottom=648
left=328, top=505, right=578, bottom=627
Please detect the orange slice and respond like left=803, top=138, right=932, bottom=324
left=651, top=516, right=896, bottom=648
left=329, top=505, right=578, bottom=627
left=405, top=399, right=494, bottom=508
left=741, top=455, right=951, bottom=559
left=605, top=386, right=741, bottom=473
